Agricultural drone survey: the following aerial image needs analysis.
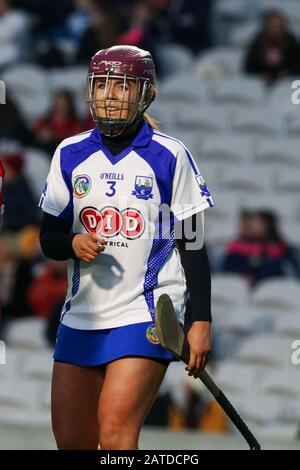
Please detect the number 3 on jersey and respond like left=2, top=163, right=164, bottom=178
left=105, top=180, right=116, bottom=197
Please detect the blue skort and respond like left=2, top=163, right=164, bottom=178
left=53, top=320, right=180, bottom=367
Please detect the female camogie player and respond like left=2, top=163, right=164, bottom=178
left=39, top=45, right=214, bottom=450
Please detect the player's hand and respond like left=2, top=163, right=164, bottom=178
left=72, top=233, right=106, bottom=262
left=185, top=321, right=212, bottom=378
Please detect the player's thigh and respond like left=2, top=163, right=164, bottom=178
left=98, top=357, right=168, bottom=431
left=51, top=361, right=105, bottom=449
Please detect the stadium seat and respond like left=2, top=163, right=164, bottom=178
left=276, top=169, right=300, bottom=194
left=250, top=422, right=300, bottom=442
left=174, top=106, right=229, bottom=134
left=280, top=221, right=300, bottom=246
left=48, top=66, right=87, bottom=96
left=228, top=21, right=260, bottom=48
left=2, top=65, right=50, bottom=124
left=255, top=137, right=300, bottom=166
left=211, top=274, right=250, bottom=313
left=24, top=147, right=50, bottom=200
left=48, top=66, right=87, bottom=116
left=220, top=164, right=272, bottom=195
left=0, top=379, right=39, bottom=409
left=212, top=77, right=266, bottom=106
left=213, top=360, right=258, bottom=394
left=260, top=369, right=300, bottom=398
left=193, top=47, right=243, bottom=79
left=205, top=218, right=237, bottom=248
left=218, top=308, right=257, bottom=335
left=5, top=318, right=48, bottom=350
left=199, top=134, right=251, bottom=162
left=240, top=193, right=297, bottom=224
left=0, top=405, right=51, bottom=427
left=250, top=279, right=300, bottom=313
left=156, top=45, right=193, bottom=77
left=23, top=350, right=53, bottom=381
left=236, top=393, right=281, bottom=424
left=159, top=75, right=210, bottom=104
left=274, top=314, right=300, bottom=337
left=214, top=0, right=258, bottom=23
left=236, top=334, right=293, bottom=367
left=231, top=107, right=284, bottom=136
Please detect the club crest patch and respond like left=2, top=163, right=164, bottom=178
left=132, top=176, right=153, bottom=200
left=74, top=175, right=91, bottom=198
left=146, top=324, right=160, bottom=345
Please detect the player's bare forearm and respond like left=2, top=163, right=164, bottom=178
left=185, top=321, right=212, bottom=378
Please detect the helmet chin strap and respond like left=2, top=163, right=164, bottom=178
left=95, top=112, right=143, bottom=137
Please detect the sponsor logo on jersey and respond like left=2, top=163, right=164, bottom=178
left=100, top=172, right=124, bottom=181
left=195, top=174, right=211, bottom=198
left=146, top=324, right=160, bottom=345
left=80, top=207, right=103, bottom=233
left=106, top=241, right=129, bottom=248
left=80, top=206, right=145, bottom=240
left=74, top=175, right=91, bottom=198
left=132, top=176, right=153, bottom=200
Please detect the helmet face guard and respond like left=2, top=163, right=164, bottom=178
left=87, top=71, right=153, bottom=137
left=87, top=45, right=156, bottom=137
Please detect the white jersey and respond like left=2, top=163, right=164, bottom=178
left=39, top=121, right=214, bottom=330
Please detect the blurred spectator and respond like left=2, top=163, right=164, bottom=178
left=75, top=5, right=123, bottom=64
left=34, top=89, right=83, bottom=154
left=0, top=231, right=20, bottom=335
left=27, top=260, right=67, bottom=318
left=244, top=10, right=300, bottom=85
left=222, top=210, right=300, bottom=286
left=0, top=95, right=33, bottom=146
left=36, top=40, right=66, bottom=69
left=0, top=0, right=31, bottom=69
left=1, top=225, right=45, bottom=328
left=65, top=0, right=93, bottom=44
left=13, top=0, right=73, bottom=34
left=1, top=151, right=39, bottom=231
left=168, top=0, right=212, bottom=54
left=117, top=1, right=164, bottom=74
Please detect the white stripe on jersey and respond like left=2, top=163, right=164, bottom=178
left=57, top=129, right=94, bottom=150
left=153, top=130, right=188, bottom=158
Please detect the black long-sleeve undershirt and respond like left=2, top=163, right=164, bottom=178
left=39, top=213, right=75, bottom=261
left=39, top=211, right=212, bottom=322
left=175, top=216, right=212, bottom=323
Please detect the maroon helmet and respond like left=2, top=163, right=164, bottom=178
left=87, top=45, right=156, bottom=136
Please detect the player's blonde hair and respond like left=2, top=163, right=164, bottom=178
left=143, top=113, right=160, bottom=130
left=143, top=84, right=160, bottom=130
